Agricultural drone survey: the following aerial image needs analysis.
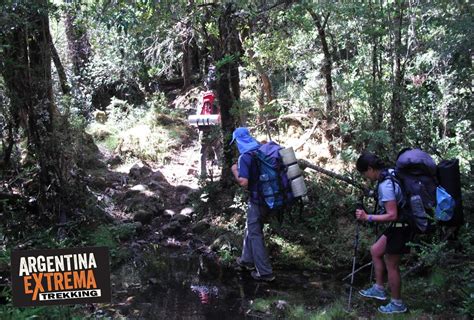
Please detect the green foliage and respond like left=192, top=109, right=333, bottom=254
left=216, top=242, right=236, bottom=264
left=0, top=304, right=84, bottom=320
left=250, top=299, right=356, bottom=320
left=402, top=225, right=474, bottom=316
left=86, top=95, right=188, bottom=162
left=1, top=1, right=472, bottom=318
left=250, top=297, right=278, bottom=313
left=86, top=224, right=132, bottom=265
left=304, top=301, right=355, bottom=320
left=270, top=234, right=322, bottom=270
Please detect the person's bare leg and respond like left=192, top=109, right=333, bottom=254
left=385, top=254, right=401, bottom=299
left=371, top=235, right=387, bottom=287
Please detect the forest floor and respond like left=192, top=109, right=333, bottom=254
left=81, top=121, right=362, bottom=319
left=69, top=88, right=468, bottom=319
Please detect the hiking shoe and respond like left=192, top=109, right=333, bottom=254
left=251, top=271, right=275, bottom=282
left=359, top=285, right=387, bottom=300
left=236, top=258, right=255, bottom=271
left=378, top=301, right=408, bottom=314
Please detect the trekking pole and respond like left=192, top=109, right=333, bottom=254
left=348, top=203, right=363, bottom=310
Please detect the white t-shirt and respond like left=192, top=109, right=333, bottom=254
left=377, top=169, right=404, bottom=214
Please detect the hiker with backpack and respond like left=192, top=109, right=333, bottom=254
left=354, top=152, right=412, bottom=314
left=230, top=127, right=276, bottom=282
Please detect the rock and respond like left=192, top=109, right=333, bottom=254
left=129, top=161, right=152, bottom=180
left=117, top=303, right=131, bottom=316
left=130, top=184, right=148, bottom=192
left=147, top=180, right=163, bottom=191
left=192, top=221, right=210, bottom=234
left=171, top=213, right=191, bottom=225
left=90, top=126, right=112, bottom=140
left=150, top=170, right=166, bottom=182
left=93, top=110, right=108, bottom=123
left=123, top=189, right=140, bottom=199
left=161, top=221, right=182, bottom=237
left=180, top=207, right=194, bottom=216
left=123, top=194, right=164, bottom=215
left=163, top=209, right=175, bottom=218
left=133, top=210, right=153, bottom=224
left=134, top=222, right=143, bottom=233
left=90, top=176, right=108, bottom=190
left=151, top=217, right=161, bottom=227
left=179, top=193, right=189, bottom=205
left=176, top=185, right=192, bottom=193
left=107, top=155, right=122, bottom=166
left=211, top=234, right=230, bottom=251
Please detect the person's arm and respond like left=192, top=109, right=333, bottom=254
left=356, top=178, right=399, bottom=222
left=355, top=200, right=398, bottom=222
left=231, top=164, right=248, bottom=188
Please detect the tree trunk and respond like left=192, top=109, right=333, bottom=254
left=1, top=1, right=66, bottom=216
left=308, top=10, right=334, bottom=117
left=50, top=34, right=70, bottom=94
left=215, top=4, right=239, bottom=186
left=64, top=4, right=91, bottom=76
left=248, top=49, right=273, bottom=103
left=229, top=20, right=242, bottom=101
left=247, top=48, right=273, bottom=123
left=2, top=124, right=15, bottom=166
left=371, top=38, right=385, bottom=129
left=181, top=27, right=192, bottom=90
left=390, top=2, right=405, bottom=145
left=216, top=63, right=235, bottom=186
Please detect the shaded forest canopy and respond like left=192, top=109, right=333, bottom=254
left=0, top=0, right=472, bottom=318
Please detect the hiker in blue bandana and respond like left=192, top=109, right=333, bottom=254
left=355, top=152, right=412, bottom=314
left=230, top=127, right=275, bottom=282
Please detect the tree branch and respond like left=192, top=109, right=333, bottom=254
left=322, top=12, right=330, bottom=29
left=299, top=159, right=367, bottom=192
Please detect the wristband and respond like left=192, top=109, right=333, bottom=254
left=368, top=215, right=373, bottom=222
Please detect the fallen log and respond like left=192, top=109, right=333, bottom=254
left=298, top=159, right=368, bottom=194
left=0, top=192, right=24, bottom=201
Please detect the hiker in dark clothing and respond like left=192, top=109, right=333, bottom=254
left=355, top=152, right=412, bottom=314
left=230, top=127, right=275, bottom=282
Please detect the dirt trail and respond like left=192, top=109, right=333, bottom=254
left=90, top=132, right=206, bottom=223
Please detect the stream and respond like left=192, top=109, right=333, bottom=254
left=108, top=245, right=356, bottom=319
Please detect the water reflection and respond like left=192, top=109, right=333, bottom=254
left=125, top=246, right=342, bottom=319
left=190, top=285, right=219, bottom=304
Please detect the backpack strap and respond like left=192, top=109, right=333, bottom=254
left=376, top=169, right=407, bottom=222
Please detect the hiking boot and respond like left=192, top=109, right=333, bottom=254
left=359, top=285, right=387, bottom=300
left=236, top=258, right=255, bottom=271
left=251, top=271, right=275, bottom=282
left=378, top=301, right=408, bottom=314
